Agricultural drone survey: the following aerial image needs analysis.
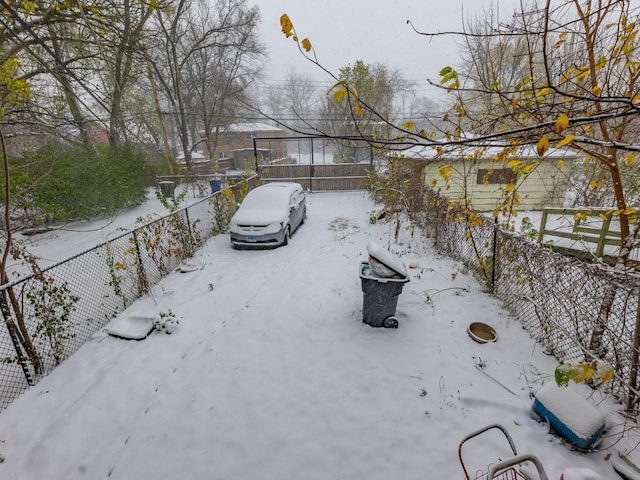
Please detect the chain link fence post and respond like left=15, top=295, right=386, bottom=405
left=0, top=292, right=33, bottom=387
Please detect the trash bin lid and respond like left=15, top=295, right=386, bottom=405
left=366, top=242, right=408, bottom=279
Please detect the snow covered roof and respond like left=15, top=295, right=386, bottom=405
left=176, top=151, right=209, bottom=164
left=225, top=122, right=285, bottom=133
left=177, top=151, right=207, bottom=159
left=398, top=143, right=581, bottom=161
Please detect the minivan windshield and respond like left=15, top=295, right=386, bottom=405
left=241, top=187, right=290, bottom=210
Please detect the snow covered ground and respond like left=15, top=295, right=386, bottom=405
left=0, top=191, right=637, bottom=479
left=11, top=187, right=198, bottom=272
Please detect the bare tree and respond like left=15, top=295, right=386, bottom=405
left=280, top=68, right=320, bottom=131
left=150, top=0, right=264, bottom=174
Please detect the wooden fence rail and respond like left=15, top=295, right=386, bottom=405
left=258, top=163, right=372, bottom=192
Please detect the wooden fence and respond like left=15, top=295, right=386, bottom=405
left=537, top=207, right=639, bottom=266
left=258, top=163, right=372, bottom=191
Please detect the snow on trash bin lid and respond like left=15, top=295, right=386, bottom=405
left=367, top=242, right=408, bottom=279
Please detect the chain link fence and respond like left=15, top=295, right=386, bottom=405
left=0, top=177, right=257, bottom=411
left=422, top=190, right=640, bottom=412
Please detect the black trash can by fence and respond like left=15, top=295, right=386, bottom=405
left=158, top=181, right=175, bottom=199
left=209, top=179, right=222, bottom=194
left=359, top=242, right=410, bottom=328
left=359, top=262, right=409, bottom=328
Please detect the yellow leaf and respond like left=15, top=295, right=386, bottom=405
left=561, top=66, right=574, bottom=83
left=556, top=135, right=576, bottom=147
left=592, top=85, right=602, bottom=96
left=580, top=362, right=595, bottom=382
left=567, top=364, right=585, bottom=383
left=633, top=93, right=640, bottom=104
left=436, top=146, right=444, bottom=156
left=301, top=38, right=312, bottom=52
left=536, top=87, right=551, bottom=97
left=439, top=165, right=453, bottom=181
left=557, top=159, right=565, bottom=166
left=536, top=136, right=549, bottom=157
left=597, top=362, right=614, bottom=383
left=624, top=31, right=638, bottom=54
left=576, top=68, right=589, bottom=83
left=402, top=122, right=415, bottom=131
left=354, top=104, right=363, bottom=117
left=280, top=14, right=294, bottom=38
left=624, top=154, right=636, bottom=167
left=623, top=208, right=637, bottom=215
left=554, top=114, right=570, bottom=133
left=333, top=88, right=347, bottom=102
left=599, top=213, right=608, bottom=221
left=590, top=180, right=598, bottom=190
left=522, top=162, right=538, bottom=174
left=505, top=182, right=515, bottom=192
left=506, top=160, right=522, bottom=168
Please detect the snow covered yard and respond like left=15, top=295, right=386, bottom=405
left=0, top=192, right=632, bottom=479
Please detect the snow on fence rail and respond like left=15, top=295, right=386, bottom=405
left=0, top=177, right=257, bottom=411
left=422, top=189, right=640, bottom=412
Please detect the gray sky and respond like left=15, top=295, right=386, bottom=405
left=251, top=0, right=513, bottom=102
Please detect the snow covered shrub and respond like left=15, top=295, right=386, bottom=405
left=8, top=141, right=148, bottom=227
left=210, top=188, right=238, bottom=235
left=26, top=279, right=80, bottom=365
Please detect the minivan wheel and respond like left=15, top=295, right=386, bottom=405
left=282, top=226, right=291, bottom=246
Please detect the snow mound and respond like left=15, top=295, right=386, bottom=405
left=107, top=315, right=158, bottom=340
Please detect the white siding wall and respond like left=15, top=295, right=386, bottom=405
left=423, top=157, right=574, bottom=211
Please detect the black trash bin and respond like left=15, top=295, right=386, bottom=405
left=359, top=243, right=410, bottom=328
left=158, top=181, right=175, bottom=199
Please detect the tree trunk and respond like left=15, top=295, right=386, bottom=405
left=0, top=128, right=43, bottom=374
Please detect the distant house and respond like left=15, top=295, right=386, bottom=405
left=2, top=121, right=110, bottom=157
left=1, top=123, right=41, bottom=156
left=84, top=121, right=109, bottom=144
left=402, top=144, right=579, bottom=211
left=213, top=123, right=288, bottom=170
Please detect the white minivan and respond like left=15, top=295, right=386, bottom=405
left=230, top=182, right=306, bottom=249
